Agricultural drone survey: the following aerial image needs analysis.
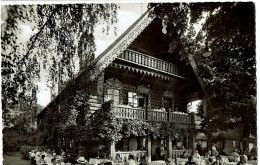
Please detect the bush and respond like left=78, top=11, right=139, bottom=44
left=20, top=145, right=36, bottom=160
left=3, top=129, right=28, bottom=153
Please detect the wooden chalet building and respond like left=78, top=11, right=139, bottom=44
left=37, top=11, right=204, bottom=160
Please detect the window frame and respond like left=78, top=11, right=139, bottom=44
left=128, top=91, right=147, bottom=108
left=107, top=88, right=120, bottom=105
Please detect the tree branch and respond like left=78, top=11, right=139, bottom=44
left=19, top=7, right=59, bottom=65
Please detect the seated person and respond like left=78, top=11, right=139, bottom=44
left=104, top=154, right=113, bottom=163
left=241, top=152, right=248, bottom=162
left=212, top=150, right=219, bottom=157
left=205, top=151, right=212, bottom=158
left=193, top=150, right=201, bottom=159
left=207, top=158, right=213, bottom=165
left=185, top=156, right=196, bottom=165
left=236, top=155, right=247, bottom=165
left=181, top=151, right=189, bottom=159
left=165, top=158, right=175, bottom=165
left=76, top=156, right=88, bottom=165
left=212, top=155, right=224, bottom=165
left=127, top=155, right=136, bottom=165
left=219, top=150, right=228, bottom=156
left=114, top=154, right=123, bottom=165
left=140, top=156, right=149, bottom=165
left=230, top=150, right=240, bottom=162
left=159, top=146, right=167, bottom=160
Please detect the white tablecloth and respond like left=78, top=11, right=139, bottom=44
left=226, top=163, right=252, bottom=165
left=177, top=158, right=187, bottom=165
left=89, top=158, right=107, bottom=165
left=151, top=160, right=166, bottom=165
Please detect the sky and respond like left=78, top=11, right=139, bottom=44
left=35, top=3, right=147, bottom=107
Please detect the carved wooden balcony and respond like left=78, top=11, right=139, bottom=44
left=117, top=49, right=183, bottom=78
left=113, top=106, right=193, bottom=124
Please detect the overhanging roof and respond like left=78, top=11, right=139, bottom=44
left=38, top=10, right=154, bottom=116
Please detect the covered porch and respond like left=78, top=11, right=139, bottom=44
left=109, top=129, right=195, bottom=161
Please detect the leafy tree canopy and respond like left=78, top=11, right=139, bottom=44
left=2, top=4, right=118, bottom=126
left=148, top=2, right=256, bottom=135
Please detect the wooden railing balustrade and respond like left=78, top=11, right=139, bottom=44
left=114, top=151, right=147, bottom=161
left=172, top=149, right=192, bottom=158
left=147, top=110, right=168, bottom=122
left=170, top=113, right=192, bottom=124
left=114, top=107, right=146, bottom=120
left=118, top=49, right=182, bottom=77
left=113, top=106, right=192, bottom=124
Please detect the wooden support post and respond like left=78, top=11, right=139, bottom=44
left=191, top=112, right=196, bottom=155
left=186, top=135, right=189, bottom=150
left=146, top=135, right=152, bottom=158
left=167, top=136, right=172, bottom=159
left=141, top=137, right=144, bottom=151
left=110, top=141, right=115, bottom=160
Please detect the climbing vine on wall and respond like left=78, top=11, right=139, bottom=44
left=89, top=101, right=194, bottom=144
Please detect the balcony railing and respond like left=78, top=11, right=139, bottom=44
left=113, top=106, right=193, bottom=124
left=170, top=113, right=192, bottom=124
left=117, top=49, right=183, bottom=78
left=147, top=110, right=168, bottom=122
left=114, top=107, right=146, bottom=120
left=172, top=149, right=192, bottom=158
left=114, top=151, right=147, bottom=161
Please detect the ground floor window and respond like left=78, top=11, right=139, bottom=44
left=107, top=89, right=120, bottom=105
left=128, top=92, right=147, bottom=108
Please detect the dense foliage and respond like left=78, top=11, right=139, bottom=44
left=149, top=2, right=256, bottom=137
left=88, top=101, right=194, bottom=144
left=3, top=127, right=31, bottom=152
left=2, top=4, right=118, bottom=127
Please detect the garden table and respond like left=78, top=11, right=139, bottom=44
left=89, top=158, right=107, bottom=165
left=151, top=160, right=166, bottom=165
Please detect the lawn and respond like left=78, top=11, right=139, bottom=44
left=3, top=152, right=30, bottom=165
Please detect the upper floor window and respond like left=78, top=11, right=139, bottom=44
left=128, top=92, right=146, bottom=108
left=128, top=92, right=138, bottom=107
left=107, top=89, right=120, bottom=105
left=163, top=98, right=172, bottom=111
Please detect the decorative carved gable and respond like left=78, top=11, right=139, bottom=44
left=90, top=11, right=154, bottom=81
left=104, top=78, right=123, bottom=91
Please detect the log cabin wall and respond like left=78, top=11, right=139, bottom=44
left=103, top=74, right=188, bottom=111
left=59, top=98, right=68, bottom=113
left=88, top=79, right=98, bottom=96
left=150, top=88, right=164, bottom=109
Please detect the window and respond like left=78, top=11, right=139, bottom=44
left=107, top=89, right=120, bottom=105
left=128, top=92, right=138, bottom=107
left=163, top=98, right=172, bottom=111
left=128, top=92, right=146, bottom=108
left=233, top=141, right=236, bottom=147
left=70, top=139, right=74, bottom=148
